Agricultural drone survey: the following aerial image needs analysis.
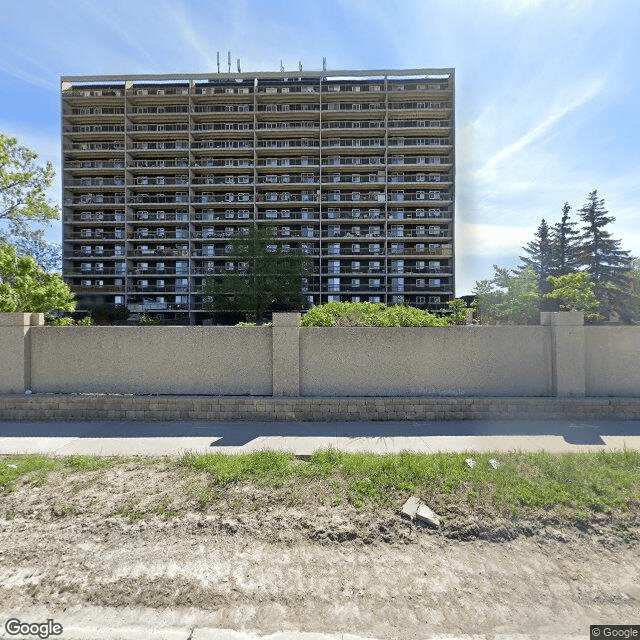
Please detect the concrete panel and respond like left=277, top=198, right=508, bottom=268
left=30, top=326, right=272, bottom=395
left=299, top=326, right=552, bottom=397
left=585, top=327, right=640, bottom=396
left=272, top=313, right=300, bottom=396
left=0, top=313, right=43, bottom=393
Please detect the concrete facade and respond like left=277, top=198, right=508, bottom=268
left=30, top=325, right=272, bottom=395
left=2, top=311, right=640, bottom=400
left=299, top=325, right=551, bottom=396
left=0, top=313, right=44, bottom=394
left=585, top=326, right=640, bottom=396
left=60, top=68, right=455, bottom=324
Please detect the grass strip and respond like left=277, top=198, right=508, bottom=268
left=2, top=450, right=639, bottom=519
left=177, top=449, right=640, bottom=517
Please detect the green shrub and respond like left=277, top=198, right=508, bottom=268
left=139, top=313, right=160, bottom=325
left=76, top=315, right=93, bottom=326
left=301, top=301, right=451, bottom=327
left=46, top=316, right=74, bottom=326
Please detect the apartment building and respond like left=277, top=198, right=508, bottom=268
left=61, top=68, right=455, bottom=323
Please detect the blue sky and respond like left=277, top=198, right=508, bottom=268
left=1, top=0, right=638, bottom=294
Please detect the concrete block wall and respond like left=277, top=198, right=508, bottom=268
left=2, top=311, right=640, bottom=399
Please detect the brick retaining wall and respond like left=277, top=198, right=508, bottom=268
left=2, top=394, right=640, bottom=421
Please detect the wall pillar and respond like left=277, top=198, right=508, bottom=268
left=540, top=311, right=585, bottom=397
left=0, top=313, right=44, bottom=394
left=272, top=312, right=300, bottom=396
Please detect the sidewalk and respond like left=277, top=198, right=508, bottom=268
left=1, top=417, right=639, bottom=456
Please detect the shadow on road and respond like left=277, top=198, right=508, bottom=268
left=0, top=419, right=638, bottom=447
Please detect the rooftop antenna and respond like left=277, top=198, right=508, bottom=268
left=237, top=58, right=241, bottom=73
left=322, top=56, right=326, bottom=72
left=299, top=61, right=302, bottom=72
left=280, top=59, right=284, bottom=73
left=217, top=51, right=220, bottom=74
left=227, top=51, right=231, bottom=73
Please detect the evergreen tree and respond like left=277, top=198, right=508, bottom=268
left=577, top=190, right=630, bottom=285
left=577, top=190, right=631, bottom=316
left=518, top=219, right=553, bottom=291
left=549, top=202, right=580, bottom=276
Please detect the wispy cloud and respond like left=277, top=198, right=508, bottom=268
left=0, top=61, right=56, bottom=91
left=477, top=77, right=605, bottom=178
left=77, top=0, right=155, bottom=66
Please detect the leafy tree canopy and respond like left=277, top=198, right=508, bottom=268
left=545, top=272, right=599, bottom=320
left=0, top=133, right=61, bottom=271
left=0, top=242, right=75, bottom=313
left=204, top=223, right=311, bottom=321
left=474, top=266, right=541, bottom=325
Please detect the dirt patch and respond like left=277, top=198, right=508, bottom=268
left=0, top=461, right=639, bottom=638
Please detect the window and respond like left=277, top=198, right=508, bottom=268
left=416, top=279, right=426, bottom=287
left=369, top=278, right=381, bottom=288
left=327, top=260, right=340, bottom=273
left=391, top=277, right=404, bottom=292
left=351, top=261, right=361, bottom=271
left=351, top=278, right=360, bottom=288
left=369, top=244, right=380, bottom=254
left=328, top=244, right=340, bottom=255
left=351, top=244, right=361, bottom=253
left=369, top=260, right=380, bottom=271
left=328, top=277, right=340, bottom=293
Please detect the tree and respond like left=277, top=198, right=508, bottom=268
left=204, top=224, right=311, bottom=321
left=577, top=190, right=632, bottom=317
left=577, top=190, right=631, bottom=285
left=545, top=272, right=599, bottom=320
left=518, top=219, right=553, bottom=291
left=549, top=202, right=580, bottom=276
left=473, top=266, right=541, bottom=325
left=0, top=133, right=61, bottom=271
left=0, top=242, right=75, bottom=313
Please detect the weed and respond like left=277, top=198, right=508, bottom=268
left=183, top=480, right=219, bottom=509
left=112, top=504, right=146, bottom=522
left=150, top=497, right=180, bottom=519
